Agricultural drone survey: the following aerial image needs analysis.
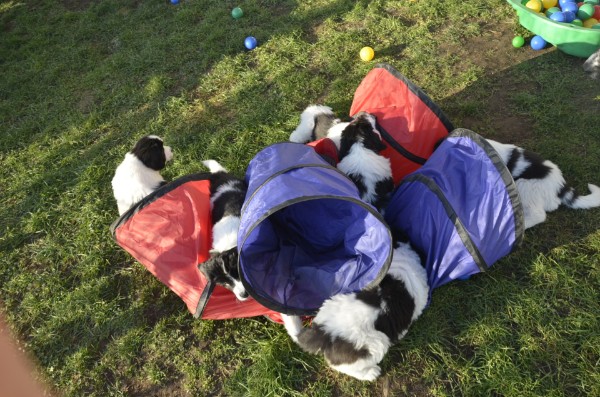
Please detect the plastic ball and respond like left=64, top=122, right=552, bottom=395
left=583, top=16, right=599, bottom=26
left=512, top=36, right=526, bottom=47
left=571, top=18, right=584, bottom=25
left=594, top=5, right=600, bottom=18
left=584, top=0, right=599, bottom=5
left=562, top=2, right=579, bottom=13
left=542, top=0, right=558, bottom=8
left=360, top=46, right=375, bottom=61
left=546, top=6, right=561, bottom=15
left=231, top=7, right=243, bottom=19
left=244, top=36, right=257, bottom=50
left=550, top=11, right=567, bottom=21
left=170, top=0, right=179, bottom=4
left=530, top=35, right=547, bottom=50
left=577, top=3, right=595, bottom=18
left=563, top=10, right=577, bottom=21
left=559, top=0, right=574, bottom=6
left=526, top=0, right=543, bottom=12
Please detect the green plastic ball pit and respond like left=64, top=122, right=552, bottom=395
left=507, top=0, right=600, bottom=57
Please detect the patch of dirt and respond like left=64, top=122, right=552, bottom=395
left=439, top=21, right=544, bottom=143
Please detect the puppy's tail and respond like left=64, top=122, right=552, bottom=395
left=202, top=159, right=227, bottom=173
left=560, top=183, right=600, bottom=210
left=289, top=105, right=336, bottom=143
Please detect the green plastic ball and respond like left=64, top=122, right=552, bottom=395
left=571, top=18, right=583, bottom=26
left=545, top=6, right=560, bottom=16
left=512, top=36, right=526, bottom=48
left=231, top=7, right=243, bottom=19
left=577, top=3, right=595, bottom=20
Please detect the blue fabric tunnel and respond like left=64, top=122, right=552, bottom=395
left=238, top=143, right=392, bottom=315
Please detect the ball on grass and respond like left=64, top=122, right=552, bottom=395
left=244, top=36, right=257, bottom=50
left=530, top=35, right=547, bottom=50
left=170, top=0, right=179, bottom=4
left=512, top=36, right=526, bottom=47
left=360, top=46, right=375, bottom=61
left=232, top=7, right=243, bottom=19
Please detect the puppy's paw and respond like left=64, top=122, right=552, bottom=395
left=359, top=365, right=381, bottom=381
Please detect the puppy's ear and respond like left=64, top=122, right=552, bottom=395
left=198, top=254, right=221, bottom=280
left=132, top=137, right=167, bottom=170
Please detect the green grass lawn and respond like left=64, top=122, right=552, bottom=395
left=1, top=0, right=599, bottom=396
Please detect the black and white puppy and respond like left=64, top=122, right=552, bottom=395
left=201, top=159, right=307, bottom=334
left=202, top=160, right=247, bottom=254
left=289, top=105, right=341, bottom=143
left=111, top=135, right=173, bottom=216
left=487, top=139, right=600, bottom=229
left=199, top=247, right=249, bottom=301
left=199, top=160, right=249, bottom=301
left=334, top=112, right=394, bottom=212
left=583, top=48, right=600, bottom=80
left=294, top=234, right=429, bottom=381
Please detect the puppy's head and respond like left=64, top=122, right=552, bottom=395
left=339, top=112, right=386, bottom=158
left=199, top=248, right=249, bottom=301
left=131, top=135, right=173, bottom=171
left=583, top=48, right=600, bottom=80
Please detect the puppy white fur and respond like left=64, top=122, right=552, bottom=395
left=583, top=48, right=600, bottom=80
left=335, top=112, right=394, bottom=212
left=199, top=160, right=249, bottom=301
left=111, top=135, right=173, bottom=216
left=488, top=139, right=600, bottom=229
left=203, top=160, right=247, bottom=254
left=294, top=237, right=429, bottom=381
left=289, top=105, right=341, bottom=143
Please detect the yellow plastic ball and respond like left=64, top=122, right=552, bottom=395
left=526, top=0, right=543, bottom=13
left=541, top=0, right=557, bottom=9
left=583, top=17, right=599, bottom=28
left=360, top=46, right=375, bottom=62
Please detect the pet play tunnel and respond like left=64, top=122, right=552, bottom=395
left=384, top=129, right=525, bottom=301
left=238, top=143, right=393, bottom=315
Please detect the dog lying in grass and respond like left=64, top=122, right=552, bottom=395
left=487, top=139, right=600, bottom=229
left=292, top=231, right=429, bottom=381
left=111, top=135, right=173, bottom=216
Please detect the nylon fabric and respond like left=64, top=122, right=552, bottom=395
left=239, top=143, right=392, bottom=315
left=385, top=130, right=521, bottom=302
left=349, top=64, right=453, bottom=185
left=113, top=178, right=278, bottom=320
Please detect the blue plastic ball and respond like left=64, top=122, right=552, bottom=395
left=170, top=0, right=179, bottom=4
left=244, top=36, right=257, bottom=50
left=561, top=1, right=579, bottom=13
left=562, top=10, right=576, bottom=21
left=550, top=11, right=566, bottom=22
left=559, top=0, right=573, bottom=7
left=530, top=35, right=547, bottom=50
